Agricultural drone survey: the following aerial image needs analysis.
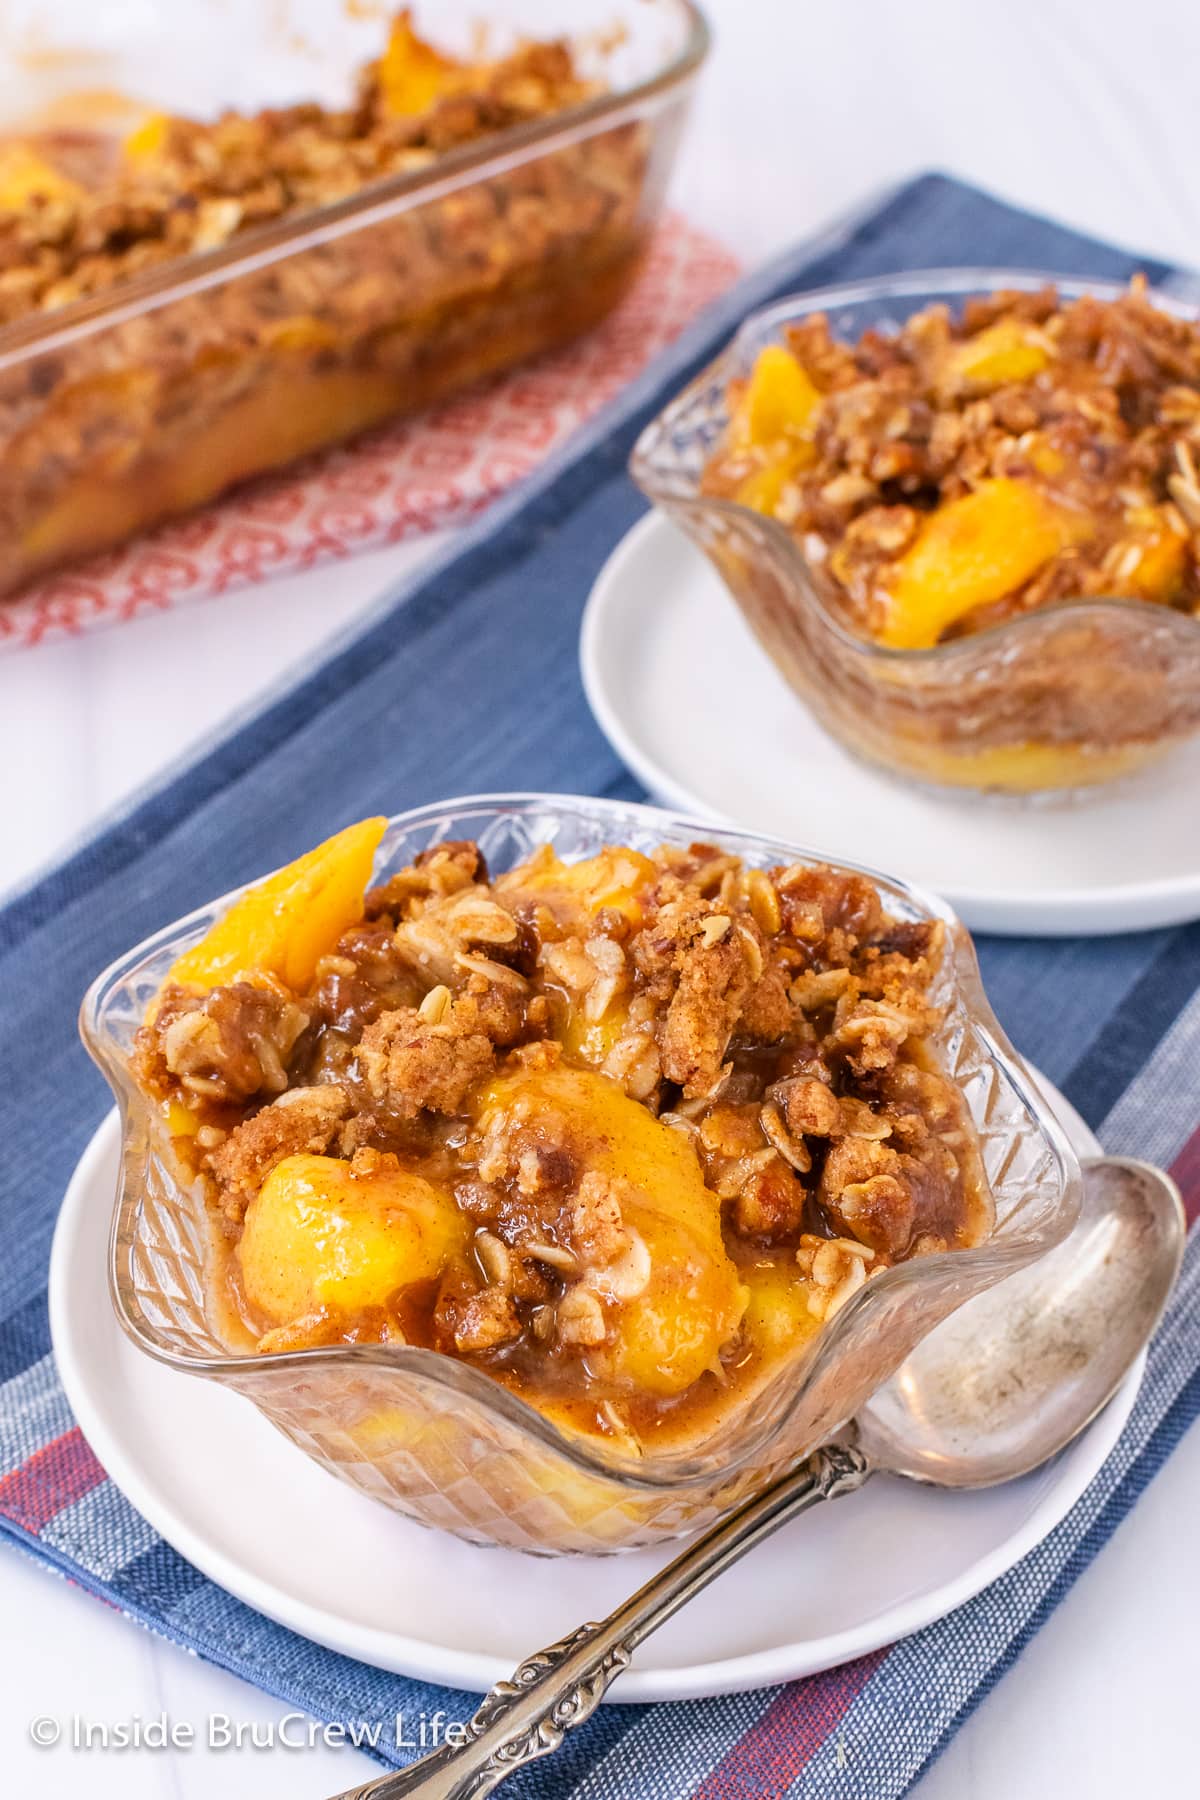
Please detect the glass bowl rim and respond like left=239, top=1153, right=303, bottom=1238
left=82, top=789, right=1082, bottom=1494
left=629, top=264, right=1200, bottom=666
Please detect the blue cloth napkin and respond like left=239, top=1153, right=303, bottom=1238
left=2, top=173, right=1198, bottom=1799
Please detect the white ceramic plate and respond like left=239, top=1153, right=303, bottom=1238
left=51, top=1090, right=1139, bottom=1703
left=581, top=512, right=1200, bottom=937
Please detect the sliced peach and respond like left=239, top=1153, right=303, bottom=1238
left=559, top=1000, right=631, bottom=1068
left=1110, top=506, right=1188, bottom=602
left=877, top=478, right=1092, bottom=649
left=498, top=846, right=657, bottom=930
left=734, top=442, right=817, bottom=516
left=0, top=143, right=82, bottom=209
left=1025, top=435, right=1066, bottom=478
left=166, top=816, right=387, bottom=995
left=122, top=111, right=171, bottom=163
left=376, top=11, right=465, bottom=118
left=741, top=1257, right=822, bottom=1357
left=261, top=315, right=340, bottom=352
left=239, top=1153, right=467, bottom=1325
left=163, top=1098, right=200, bottom=1139
left=945, top=318, right=1052, bottom=388
left=733, top=344, right=821, bottom=449
left=476, top=1066, right=747, bottom=1396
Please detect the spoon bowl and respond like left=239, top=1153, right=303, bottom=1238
left=332, top=1153, right=1187, bottom=1800
left=857, top=1157, right=1186, bottom=1487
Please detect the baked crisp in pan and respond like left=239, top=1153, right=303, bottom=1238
left=0, top=12, right=659, bottom=595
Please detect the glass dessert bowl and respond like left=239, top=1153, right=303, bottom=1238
left=82, top=794, right=1080, bottom=1555
left=631, top=271, right=1200, bottom=798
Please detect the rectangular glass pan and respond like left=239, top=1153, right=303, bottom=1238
left=0, top=0, right=708, bottom=598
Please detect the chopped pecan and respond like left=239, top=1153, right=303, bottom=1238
left=730, top=1151, right=808, bottom=1243
left=135, top=981, right=309, bottom=1106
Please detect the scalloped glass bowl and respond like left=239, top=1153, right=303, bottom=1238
left=630, top=270, right=1200, bottom=798
left=81, top=794, right=1081, bottom=1555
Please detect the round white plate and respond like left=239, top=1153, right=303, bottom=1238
left=51, top=1092, right=1139, bottom=1703
left=581, top=511, right=1200, bottom=937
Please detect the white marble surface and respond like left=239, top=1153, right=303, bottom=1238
left=4, top=0, right=1200, bottom=1792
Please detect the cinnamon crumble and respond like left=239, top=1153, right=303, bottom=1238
left=129, top=817, right=991, bottom=1453
left=702, top=280, right=1200, bottom=648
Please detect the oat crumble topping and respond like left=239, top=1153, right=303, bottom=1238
left=702, top=280, right=1200, bottom=648
left=0, top=15, right=595, bottom=322
left=129, top=822, right=991, bottom=1451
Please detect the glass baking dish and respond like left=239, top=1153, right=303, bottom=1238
left=0, top=0, right=708, bottom=599
left=630, top=270, right=1200, bottom=799
left=81, top=793, right=1081, bottom=1556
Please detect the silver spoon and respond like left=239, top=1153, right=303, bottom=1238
left=332, top=1156, right=1185, bottom=1800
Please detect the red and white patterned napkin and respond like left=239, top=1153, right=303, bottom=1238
left=0, top=214, right=739, bottom=653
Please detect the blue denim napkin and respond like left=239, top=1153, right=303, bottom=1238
left=1, top=173, right=1197, bottom=1799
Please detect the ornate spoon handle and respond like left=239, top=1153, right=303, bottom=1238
left=332, top=1441, right=870, bottom=1800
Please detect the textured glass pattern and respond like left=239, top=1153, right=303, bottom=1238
left=83, top=795, right=1080, bottom=1554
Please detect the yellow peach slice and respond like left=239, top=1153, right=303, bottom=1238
left=733, top=344, right=821, bottom=449
left=946, top=319, right=1052, bottom=388
left=122, top=111, right=171, bottom=163
left=261, top=315, right=341, bottom=353
left=741, top=1257, right=823, bottom=1359
left=476, top=1066, right=747, bottom=1396
left=0, top=143, right=81, bottom=209
left=877, top=478, right=1092, bottom=649
left=239, top=1152, right=467, bottom=1325
left=1110, top=506, right=1189, bottom=602
left=498, top=846, right=657, bottom=929
left=559, top=1001, right=631, bottom=1068
left=376, top=13, right=465, bottom=118
left=166, top=816, right=387, bottom=996
left=163, top=1097, right=200, bottom=1136
left=734, top=444, right=816, bottom=516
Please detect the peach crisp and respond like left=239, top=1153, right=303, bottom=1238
left=702, top=280, right=1200, bottom=649
left=129, top=820, right=991, bottom=1453
left=0, top=12, right=653, bottom=595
